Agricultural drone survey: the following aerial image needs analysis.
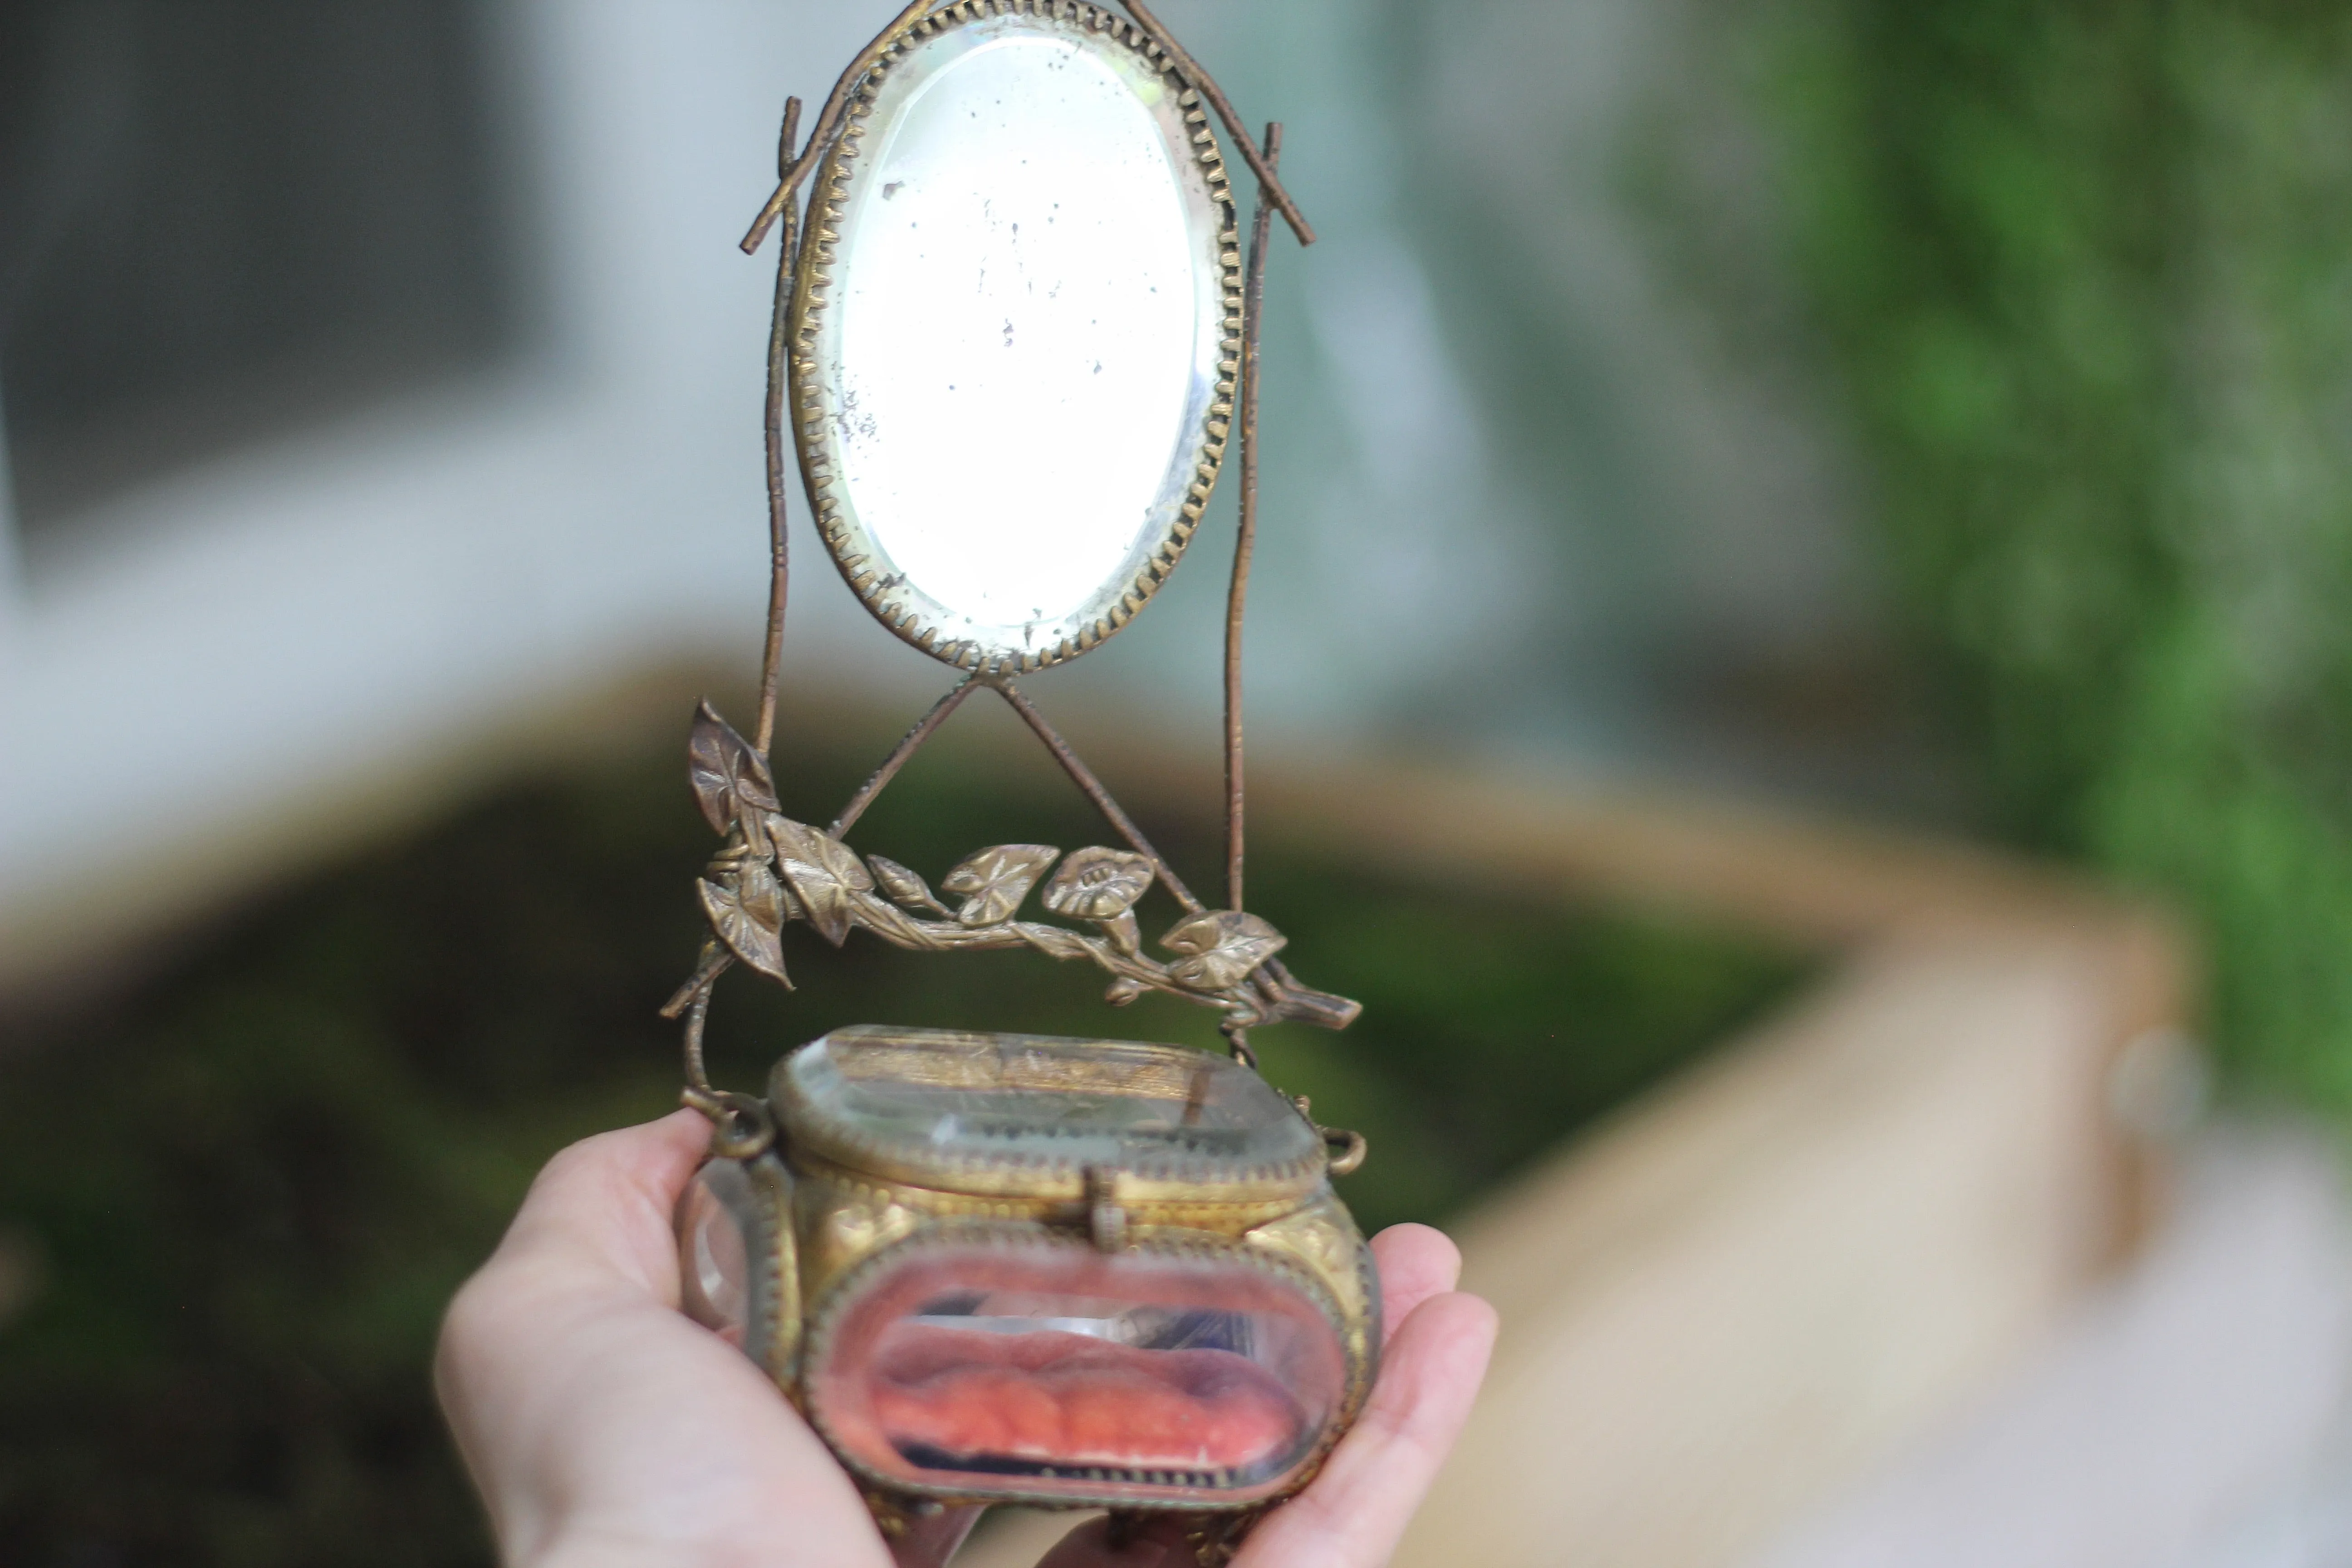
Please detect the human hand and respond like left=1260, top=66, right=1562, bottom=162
left=437, top=1109, right=1497, bottom=1568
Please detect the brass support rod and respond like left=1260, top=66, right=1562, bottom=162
left=987, top=682, right=1341, bottom=1021
left=661, top=937, right=735, bottom=1019
left=989, top=680, right=1207, bottom=916
left=1223, top=122, right=1280, bottom=913
left=681, top=975, right=717, bottom=1094
left=827, top=676, right=980, bottom=838
left=754, top=95, right=803, bottom=755
left=1115, top=0, right=1315, bottom=246
left=740, top=0, right=938, bottom=254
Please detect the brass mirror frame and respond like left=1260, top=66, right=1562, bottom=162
left=789, top=3, right=1245, bottom=674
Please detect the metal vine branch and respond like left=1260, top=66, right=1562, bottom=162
left=665, top=704, right=1360, bottom=1036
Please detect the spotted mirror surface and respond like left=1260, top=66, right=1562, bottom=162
left=792, top=5, right=1239, bottom=671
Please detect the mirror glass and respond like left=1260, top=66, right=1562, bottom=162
left=796, top=8, right=1236, bottom=669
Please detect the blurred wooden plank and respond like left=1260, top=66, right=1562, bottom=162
left=1746, top=1129, right=2352, bottom=1568
left=1396, top=936, right=2147, bottom=1568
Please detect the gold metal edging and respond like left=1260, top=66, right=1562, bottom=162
left=775, top=1135, right=1331, bottom=1214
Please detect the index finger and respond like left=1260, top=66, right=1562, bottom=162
left=491, top=1107, right=715, bottom=1302
left=1233, top=1290, right=1498, bottom=1568
left=1371, top=1223, right=1462, bottom=1342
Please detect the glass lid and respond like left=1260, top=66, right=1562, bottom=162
left=771, top=1026, right=1323, bottom=1190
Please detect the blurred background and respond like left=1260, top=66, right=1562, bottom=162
left=5, top=1, right=2352, bottom=1564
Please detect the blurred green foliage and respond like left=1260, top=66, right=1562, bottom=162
left=1759, top=0, right=2352, bottom=1102
left=0, top=736, right=1799, bottom=1565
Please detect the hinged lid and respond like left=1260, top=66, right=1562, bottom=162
left=770, top=1025, right=1326, bottom=1200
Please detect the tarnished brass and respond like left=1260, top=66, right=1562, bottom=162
left=670, top=702, right=1359, bottom=1034
left=685, top=1028, right=1378, bottom=1518
left=663, top=2, right=1364, bottom=1556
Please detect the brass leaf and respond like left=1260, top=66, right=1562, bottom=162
left=737, top=857, right=798, bottom=929
left=1103, top=908, right=1142, bottom=956
left=1104, top=976, right=1147, bottom=1006
left=686, top=701, right=779, bottom=836
left=941, top=844, right=1060, bottom=927
left=1161, top=910, right=1288, bottom=993
left=780, top=871, right=851, bottom=947
left=769, top=816, right=873, bottom=947
left=1014, top=922, right=1093, bottom=962
left=697, top=873, right=791, bottom=986
left=868, top=855, right=941, bottom=912
left=1041, top=846, right=1156, bottom=920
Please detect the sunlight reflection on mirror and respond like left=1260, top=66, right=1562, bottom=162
left=805, top=15, right=1230, bottom=664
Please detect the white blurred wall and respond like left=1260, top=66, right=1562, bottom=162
left=0, top=0, right=1875, bottom=981
left=0, top=3, right=886, bottom=976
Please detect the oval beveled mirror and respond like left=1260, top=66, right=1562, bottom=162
left=790, top=3, right=1241, bottom=672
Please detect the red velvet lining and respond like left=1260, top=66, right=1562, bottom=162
left=872, top=1324, right=1303, bottom=1471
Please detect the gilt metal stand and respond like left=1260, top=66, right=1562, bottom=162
left=668, top=0, right=1352, bottom=1127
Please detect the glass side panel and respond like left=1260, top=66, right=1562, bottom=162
left=810, top=1241, right=1347, bottom=1504
left=676, top=1161, right=755, bottom=1350
left=780, top=1027, right=1321, bottom=1171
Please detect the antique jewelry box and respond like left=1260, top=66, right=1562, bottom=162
left=659, top=2, right=1369, bottom=1555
